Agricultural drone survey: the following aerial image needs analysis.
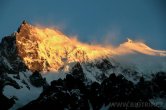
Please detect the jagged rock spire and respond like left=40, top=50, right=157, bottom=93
left=17, top=20, right=29, bottom=33
left=22, top=20, right=28, bottom=25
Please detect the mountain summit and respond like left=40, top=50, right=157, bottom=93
left=11, top=21, right=166, bottom=72
left=16, top=22, right=112, bottom=72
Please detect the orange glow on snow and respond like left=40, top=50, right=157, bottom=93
left=16, top=23, right=166, bottom=72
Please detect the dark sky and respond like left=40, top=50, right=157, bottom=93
left=0, top=0, right=166, bottom=49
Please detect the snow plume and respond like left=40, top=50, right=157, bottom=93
left=114, top=38, right=166, bottom=56
left=112, top=39, right=166, bottom=74
left=15, top=22, right=166, bottom=73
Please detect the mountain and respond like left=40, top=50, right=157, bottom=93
left=0, top=21, right=166, bottom=110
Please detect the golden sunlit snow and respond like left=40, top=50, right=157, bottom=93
left=16, top=23, right=166, bottom=72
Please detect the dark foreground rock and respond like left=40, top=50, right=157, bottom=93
left=18, top=71, right=166, bottom=110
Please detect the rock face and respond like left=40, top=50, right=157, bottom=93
left=0, top=34, right=27, bottom=73
left=15, top=21, right=112, bottom=72
left=0, top=21, right=166, bottom=110
left=29, top=71, right=48, bottom=88
left=0, top=71, right=20, bottom=110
